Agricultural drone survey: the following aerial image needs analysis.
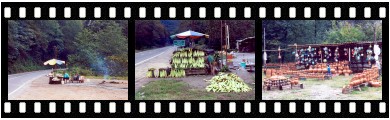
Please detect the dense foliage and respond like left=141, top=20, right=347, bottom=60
left=8, top=20, right=128, bottom=76
left=262, top=20, right=382, bottom=63
left=135, top=20, right=255, bottom=50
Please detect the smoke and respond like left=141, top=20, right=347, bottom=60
left=91, top=56, right=110, bottom=80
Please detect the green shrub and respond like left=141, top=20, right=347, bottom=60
left=8, top=59, right=47, bottom=74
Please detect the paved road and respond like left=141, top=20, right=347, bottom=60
left=135, top=46, right=176, bottom=66
left=8, top=69, right=53, bottom=95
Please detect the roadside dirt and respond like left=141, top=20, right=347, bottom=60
left=9, top=76, right=128, bottom=100
left=261, top=76, right=382, bottom=100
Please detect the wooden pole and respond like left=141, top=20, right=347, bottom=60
left=374, top=24, right=377, bottom=41
left=320, top=47, right=323, bottom=63
left=349, top=48, right=351, bottom=62
left=263, top=27, right=266, bottom=67
left=220, top=20, right=223, bottom=68
left=54, top=46, right=57, bottom=71
left=225, top=21, right=228, bottom=67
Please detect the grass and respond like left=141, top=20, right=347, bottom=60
left=135, top=79, right=255, bottom=100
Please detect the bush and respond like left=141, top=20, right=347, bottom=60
left=68, top=66, right=95, bottom=76
left=8, top=59, right=47, bottom=74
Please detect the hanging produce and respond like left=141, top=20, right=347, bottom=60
left=334, top=47, right=340, bottom=62
left=323, top=47, right=331, bottom=61
left=344, top=48, right=348, bottom=56
left=172, top=48, right=205, bottom=69
left=297, top=46, right=318, bottom=67
left=366, top=45, right=374, bottom=62
left=353, top=47, right=363, bottom=62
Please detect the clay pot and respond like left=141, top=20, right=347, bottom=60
left=359, top=79, right=364, bottom=84
left=349, top=82, right=354, bottom=86
left=345, top=73, right=350, bottom=76
left=356, top=74, right=361, bottom=79
left=292, top=80, right=299, bottom=85
left=368, top=81, right=373, bottom=85
left=371, top=82, right=381, bottom=87
left=362, top=78, right=367, bottom=83
left=351, top=81, right=358, bottom=86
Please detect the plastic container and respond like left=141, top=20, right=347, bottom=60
left=240, top=62, right=246, bottom=69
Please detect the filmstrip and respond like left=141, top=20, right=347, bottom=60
left=1, top=2, right=389, bottom=118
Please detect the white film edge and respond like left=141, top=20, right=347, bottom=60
left=1, top=2, right=388, bottom=118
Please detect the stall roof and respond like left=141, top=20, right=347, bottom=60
left=288, top=40, right=382, bottom=49
left=237, top=37, right=255, bottom=43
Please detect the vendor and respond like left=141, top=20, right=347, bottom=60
left=327, top=64, right=331, bottom=75
left=207, top=54, right=215, bottom=75
left=63, top=72, right=70, bottom=82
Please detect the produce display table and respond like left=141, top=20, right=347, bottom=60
left=349, top=62, right=372, bottom=73
left=263, top=76, right=303, bottom=91
left=185, top=68, right=207, bottom=75
left=246, top=63, right=255, bottom=72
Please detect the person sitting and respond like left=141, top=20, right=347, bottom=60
left=63, top=72, right=70, bottom=83
left=73, top=74, right=80, bottom=83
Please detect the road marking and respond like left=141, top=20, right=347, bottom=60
left=135, top=46, right=168, bottom=56
left=135, top=47, right=173, bottom=66
left=8, top=73, right=46, bottom=96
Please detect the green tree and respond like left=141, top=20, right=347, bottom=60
left=326, top=21, right=366, bottom=43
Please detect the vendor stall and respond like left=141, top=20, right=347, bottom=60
left=288, top=40, right=382, bottom=73
left=236, top=37, right=255, bottom=52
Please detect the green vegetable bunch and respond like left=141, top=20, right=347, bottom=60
left=206, top=73, right=252, bottom=92
left=146, top=70, right=154, bottom=78
left=159, top=69, right=167, bottom=78
left=169, top=69, right=186, bottom=78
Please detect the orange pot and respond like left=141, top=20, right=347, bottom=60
left=352, top=81, right=358, bottom=86
left=368, top=81, right=373, bottom=85
left=349, top=82, right=354, bottom=86
left=362, top=78, right=367, bottom=83
left=371, top=82, right=381, bottom=87
left=359, top=79, right=364, bottom=84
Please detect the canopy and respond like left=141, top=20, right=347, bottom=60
left=173, top=30, right=209, bottom=39
left=44, top=59, right=66, bottom=66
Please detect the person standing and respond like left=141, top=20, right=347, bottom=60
left=207, top=54, right=215, bottom=75
left=63, top=72, right=70, bottom=83
left=376, top=60, right=381, bottom=76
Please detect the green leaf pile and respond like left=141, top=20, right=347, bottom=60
left=206, top=73, right=252, bottom=92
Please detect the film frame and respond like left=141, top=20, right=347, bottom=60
left=1, top=2, right=389, bottom=118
